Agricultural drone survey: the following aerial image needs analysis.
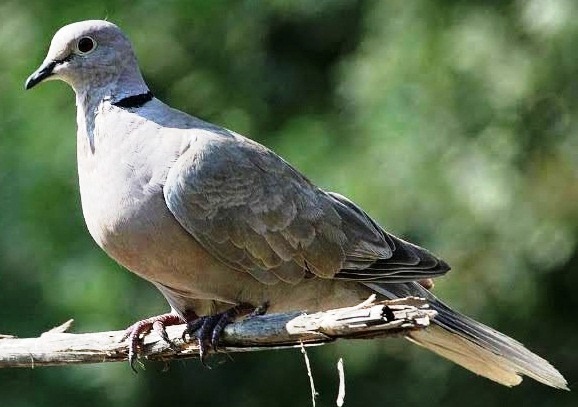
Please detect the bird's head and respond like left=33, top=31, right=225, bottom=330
left=25, top=20, right=143, bottom=95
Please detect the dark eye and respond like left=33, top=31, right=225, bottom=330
left=77, top=36, right=96, bottom=54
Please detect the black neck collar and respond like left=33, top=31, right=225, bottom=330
left=111, top=91, right=154, bottom=108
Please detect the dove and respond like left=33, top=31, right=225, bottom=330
left=25, top=20, right=567, bottom=389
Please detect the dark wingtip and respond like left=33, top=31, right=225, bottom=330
left=437, top=258, right=451, bottom=273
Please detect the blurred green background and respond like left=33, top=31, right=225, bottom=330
left=1, top=0, right=577, bottom=405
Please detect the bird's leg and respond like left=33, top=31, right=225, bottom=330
left=182, top=303, right=259, bottom=365
left=120, top=313, right=186, bottom=372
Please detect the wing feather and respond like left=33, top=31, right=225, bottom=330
left=164, top=131, right=450, bottom=286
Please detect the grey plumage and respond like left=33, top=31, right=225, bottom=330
left=368, top=282, right=568, bottom=388
left=25, top=20, right=567, bottom=389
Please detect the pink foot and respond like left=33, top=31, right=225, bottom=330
left=120, top=313, right=184, bottom=371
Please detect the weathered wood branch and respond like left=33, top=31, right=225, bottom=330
left=0, top=296, right=435, bottom=368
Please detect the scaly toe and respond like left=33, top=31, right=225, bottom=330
left=210, top=309, right=238, bottom=351
left=120, top=313, right=184, bottom=372
left=181, top=304, right=259, bottom=366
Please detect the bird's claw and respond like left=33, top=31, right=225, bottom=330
left=120, top=313, right=184, bottom=372
left=182, top=303, right=259, bottom=366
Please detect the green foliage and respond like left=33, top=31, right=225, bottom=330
left=0, top=0, right=576, bottom=405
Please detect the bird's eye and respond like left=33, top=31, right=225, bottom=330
left=76, top=36, right=96, bottom=54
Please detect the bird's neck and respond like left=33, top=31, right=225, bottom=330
left=75, top=68, right=150, bottom=153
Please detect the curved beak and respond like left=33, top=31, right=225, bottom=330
left=25, top=60, right=57, bottom=90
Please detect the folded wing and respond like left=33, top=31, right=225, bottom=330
left=163, top=131, right=449, bottom=285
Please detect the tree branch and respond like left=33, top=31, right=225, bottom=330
left=0, top=296, right=435, bottom=368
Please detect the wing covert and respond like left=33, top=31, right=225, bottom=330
left=164, top=133, right=348, bottom=284
left=164, top=131, right=450, bottom=286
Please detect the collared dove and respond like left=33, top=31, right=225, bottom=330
left=25, top=20, right=567, bottom=389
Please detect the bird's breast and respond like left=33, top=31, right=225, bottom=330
left=75, top=118, right=192, bottom=278
left=78, top=144, right=169, bottom=264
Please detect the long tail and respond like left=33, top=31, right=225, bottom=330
left=366, top=282, right=568, bottom=389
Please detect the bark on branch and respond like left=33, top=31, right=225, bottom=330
left=0, top=296, right=435, bottom=368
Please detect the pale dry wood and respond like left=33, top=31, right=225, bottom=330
left=300, top=342, right=318, bottom=407
left=336, top=358, right=345, bottom=407
left=0, top=297, right=435, bottom=368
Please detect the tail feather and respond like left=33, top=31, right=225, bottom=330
left=408, top=326, right=523, bottom=387
left=366, top=282, right=569, bottom=389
